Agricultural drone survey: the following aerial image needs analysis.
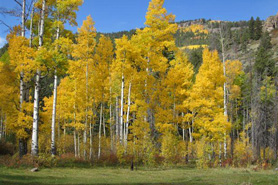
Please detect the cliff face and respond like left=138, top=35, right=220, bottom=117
left=264, top=12, right=278, bottom=32
left=177, top=19, right=207, bottom=28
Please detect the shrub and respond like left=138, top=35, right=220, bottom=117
left=0, top=141, right=15, bottom=155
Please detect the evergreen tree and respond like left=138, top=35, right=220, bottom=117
left=255, top=32, right=274, bottom=77
left=254, top=17, right=262, bottom=40
left=249, top=17, right=255, bottom=40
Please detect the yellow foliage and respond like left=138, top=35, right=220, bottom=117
left=225, top=60, right=243, bottom=100
left=185, top=48, right=231, bottom=143
left=161, top=131, right=179, bottom=164
left=233, top=132, right=253, bottom=167
left=180, top=24, right=209, bottom=35
left=180, top=45, right=208, bottom=50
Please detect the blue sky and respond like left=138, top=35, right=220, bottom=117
left=0, top=0, right=278, bottom=48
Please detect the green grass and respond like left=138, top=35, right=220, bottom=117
left=0, top=166, right=277, bottom=185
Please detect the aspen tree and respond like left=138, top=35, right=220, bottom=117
left=8, top=25, right=36, bottom=157
left=50, top=0, right=83, bottom=157
left=94, top=35, right=113, bottom=156
left=72, top=15, right=96, bottom=159
left=32, top=0, right=46, bottom=156
left=185, top=49, right=231, bottom=165
left=136, top=0, right=177, bottom=136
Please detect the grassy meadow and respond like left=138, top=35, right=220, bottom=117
left=0, top=166, right=278, bottom=185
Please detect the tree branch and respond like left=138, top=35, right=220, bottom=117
left=0, top=20, right=12, bottom=31
left=14, top=0, right=22, bottom=7
left=0, top=7, right=21, bottom=17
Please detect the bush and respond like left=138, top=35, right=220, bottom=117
left=0, top=154, right=36, bottom=168
left=0, top=141, right=15, bottom=155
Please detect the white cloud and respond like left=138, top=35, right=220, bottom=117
left=0, top=37, right=6, bottom=48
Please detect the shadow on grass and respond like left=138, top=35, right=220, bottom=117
left=0, top=173, right=211, bottom=185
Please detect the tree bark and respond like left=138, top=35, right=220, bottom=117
left=115, top=96, right=119, bottom=142
left=78, top=132, right=80, bottom=157
left=31, top=0, right=46, bottom=156
left=21, top=0, right=25, bottom=37
left=98, top=102, right=103, bottom=159
left=51, top=21, right=60, bottom=156
left=125, top=82, right=131, bottom=149
left=74, top=129, right=77, bottom=158
left=31, top=69, right=41, bottom=156
left=274, top=74, right=278, bottom=160
left=109, top=87, right=113, bottom=151
left=0, top=112, right=2, bottom=140
left=74, top=97, right=77, bottom=158
left=51, top=69, right=58, bottom=156
left=182, top=112, right=185, bottom=141
left=29, top=2, right=35, bottom=47
left=84, top=63, right=88, bottom=159
left=103, top=106, right=106, bottom=137
left=19, top=0, right=26, bottom=158
left=89, top=116, right=93, bottom=160
left=219, top=23, right=228, bottom=159
left=120, top=74, right=124, bottom=144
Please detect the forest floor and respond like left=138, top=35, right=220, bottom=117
left=0, top=166, right=278, bottom=185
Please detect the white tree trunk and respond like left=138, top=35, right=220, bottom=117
left=31, top=69, right=41, bottom=156
left=120, top=74, right=124, bottom=144
left=20, top=73, right=24, bottom=111
left=189, top=114, right=194, bottom=143
left=89, top=117, right=93, bottom=159
left=38, top=0, right=45, bottom=47
left=29, top=2, right=35, bottom=47
left=219, top=24, right=228, bottom=159
left=182, top=112, right=185, bottom=141
left=21, top=0, right=25, bottom=37
left=103, top=107, right=106, bottom=137
left=115, top=97, right=119, bottom=142
left=31, top=0, right=46, bottom=156
left=183, top=129, right=185, bottom=141
left=20, top=0, right=25, bottom=108
left=19, top=0, right=26, bottom=158
left=223, top=56, right=228, bottom=159
left=98, top=102, right=103, bottom=159
left=219, top=142, right=222, bottom=166
left=188, top=123, right=193, bottom=143
left=124, top=82, right=131, bottom=149
left=74, top=129, right=77, bottom=157
left=63, top=122, right=66, bottom=137
left=109, top=87, right=113, bottom=151
left=51, top=24, right=60, bottom=156
left=51, top=69, right=58, bottom=156
left=74, top=98, right=77, bottom=158
left=84, top=63, right=88, bottom=159
left=78, top=132, right=80, bottom=157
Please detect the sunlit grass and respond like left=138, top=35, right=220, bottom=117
left=0, top=166, right=277, bottom=185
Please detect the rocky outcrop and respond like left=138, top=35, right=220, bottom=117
left=264, top=12, right=278, bottom=32
left=177, top=19, right=206, bottom=28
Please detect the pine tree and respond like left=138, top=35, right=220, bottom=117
left=249, top=17, right=255, bottom=40
left=255, top=32, right=274, bottom=77
left=254, top=17, right=262, bottom=40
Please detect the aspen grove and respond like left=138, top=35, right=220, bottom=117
left=0, top=0, right=277, bottom=168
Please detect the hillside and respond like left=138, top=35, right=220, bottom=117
left=0, top=17, right=275, bottom=67
left=96, top=17, right=276, bottom=73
